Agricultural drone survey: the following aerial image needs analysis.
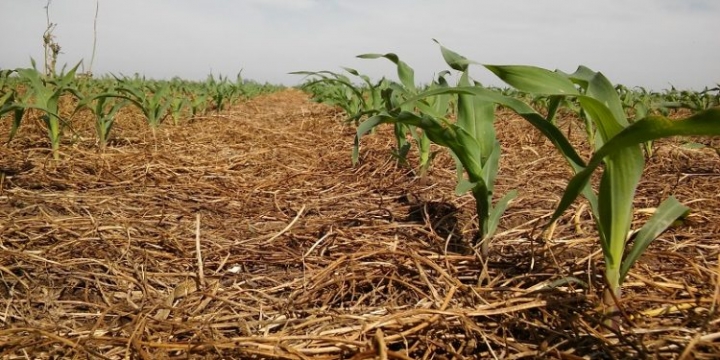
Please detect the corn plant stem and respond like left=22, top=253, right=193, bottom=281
left=46, top=115, right=61, bottom=160
left=603, top=265, right=622, bottom=329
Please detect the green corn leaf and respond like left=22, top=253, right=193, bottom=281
left=596, top=148, right=644, bottom=269
left=358, top=53, right=416, bottom=92
left=481, top=141, right=501, bottom=194
left=549, top=107, right=720, bottom=228
left=487, top=189, right=518, bottom=240
left=560, top=65, right=596, bottom=88
left=1, top=92, right=25, bottom=143
left=353, top=114, right=387, bottom=164
left=633, top=102, right=649, bottom=120
left=546, top=95, right=563, bottom=123
left=393, top=123, right=412, bottom=164
left=398, top=86, right=587, bottom=171
left=289, top=70, right=333, bottom=78
left=0, top=91, right=14, bottom=113
left=415, top=72, right=451, bottom=119
left=579, top=94, right=644, bottom=264
left=473, top=97, right=496, bottom=162
left=456, top=73, right=477, bottom=142
left=342, top=67, right=377, bottom=95
left=620, top=197, right=689, bottom=281
left=434, top=39, right=475, bottom=72
left=455, top=178, right=476, bottom=195
left=484, top=65, right=580, bottom=95
left=582, top=71, right=629, bottom=130
left=341, top=67, right=361, bottom=77
left=414, top=128, right=433, bottom=176
left=451, top=121, right=484, bottom=176
left=8, top=107, right=24, bottom=143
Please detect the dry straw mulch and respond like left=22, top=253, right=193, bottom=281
left=1, top=89, right=719, bottom=359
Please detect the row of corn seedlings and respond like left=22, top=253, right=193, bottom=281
left=296, top=41, right=720, bottom=327
left=0, top=63, right=282, bottom=156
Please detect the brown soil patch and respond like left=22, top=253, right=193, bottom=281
left=1, top=89, right=719, bottom=359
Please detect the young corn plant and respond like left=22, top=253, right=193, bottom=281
left=484, top=64, right=720, bottom=327
left=163, top=79, right=188, bottom=125
left=78, top=92, right=128, bottom=148
left=291, top=69, right=369, bottom=121
left=341, top=67, right=390, bottom=126
left=206, top=74, right=236, bottom=113
left=189, top=87, right=211, bottom=118
left=356, top=53, right=440, bottom=177
left=412, top=71, right=452, bottom=177
left=434, top=44, right=518, bottom=255
left=353, top=45, right=516, bottom=257
left=1, top=70, right=25, bottom=143
left=168, top=92, right=187, bottom=126
left=345, top=68, right=383, bottom=102
left=385, top=44, right=720, bottom=325
left=116, top=78, right=170, bottom=134
left=14, top=63, right=82, bottom=159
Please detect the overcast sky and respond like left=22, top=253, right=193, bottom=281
left=1, top=0, right=718, bottom=90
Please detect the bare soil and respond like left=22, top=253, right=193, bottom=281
left=1, top=89, right=719, bottom=359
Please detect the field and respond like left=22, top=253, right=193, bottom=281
left=1, top=85, right=719, bottom=359
left=2, top=48, right=720, bottom=359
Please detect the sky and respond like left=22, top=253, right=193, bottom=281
left=1, top=0, right=719, bottom=90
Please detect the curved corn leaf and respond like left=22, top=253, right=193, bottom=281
left=620, top=197, right=689, bottom=281
left=596, top=148, right=644, bottom=268
left=485, top=65, right=580, bottom=95
left=545, top=95, right=563, bottom=123
left=354, top=111, right=492, bottom=237
left=1, top=91, right=24, bottom=143
left=358, top=53, right=416, bottom=92
left=487, top=189, right=518, bottom=241
left=397, top=86, right=587, bottom=170
left=560, top=65, right=597, bottom=88
left=353, top=114, right=386, bottom=164
left=434, top=39, right=476, bottom=72
left=550, top=107, right=720, bottom=228
left=456, top=73, right=496, bottom=163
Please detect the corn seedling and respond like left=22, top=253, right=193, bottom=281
left=14, top=63, right=82, bottom=159
left=486, top=64, right=720, bottom=327
left=355, top=53, right=440, bottom=177
left=353, top=48, right=588, bottom=256
left=116, top=78, right=170, bottom=133
left=341, top=67, right=389, bottom=125
left=291, top=69, right=371, bottom=123
left=436, top=44, right=518, bottom=256
left=77, top=92, right=127, bottom=148
left=353, top=45, right=518, bottom=256
left=206, top=74, right=237, bottom=113
left=189, top=87, right=211, bottom=118
left=1, top=70, right=25, bottom=143
left=168, top=93, right=187, bottom=126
